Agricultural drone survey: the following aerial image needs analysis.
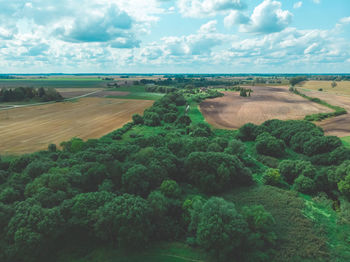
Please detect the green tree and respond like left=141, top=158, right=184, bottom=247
left=94, top=194, right=153, bottom=249
left=193, top=197, right=249, bottom=261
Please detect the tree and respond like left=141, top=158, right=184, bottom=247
left=263, top=168, right=282, bottom=186
left=122, top=164, right=150, bottom=196
left=132, top=114, right=144, bottom=125
left=94, top=194, right=153, bottom=249
left=331, top=81, right=337, bottom=88
left=255, top=132, right=285, bottom=157
left=293, top=176, right=315, bottom=194
left=192, top=197, right=249, bottom=261
left=159, top=180, right=181, bottom=198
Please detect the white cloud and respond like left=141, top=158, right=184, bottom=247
left=224, top=10, right=249, bottom=28
left=293, top=1, right=303, bottom=9
left=313, top=0, right=320, bottom=4
left=199, top=20, right=218, bottom=33
left=178, top=0, right=246, bottom=18
left=226, top=0, right=292, bottom=34
left=340, top=17, right=350, bottom=24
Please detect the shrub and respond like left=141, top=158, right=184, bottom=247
left=175, top=115, right=192, bottom=127
left=263, top=168, right=282, bottom=186
left=293, top=176, right=315, bottom=194
left=255, top=133, right=285, bottom=158
left=132, top=114, right=144, bottom=125
left=144, top=112, right=161, bottom=126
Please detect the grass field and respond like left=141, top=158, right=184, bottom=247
left=107, top=86, right=164, bottom=100
left=298, top=81, right=350, bottom=96
left=0, top=97, right=153, bottom=155
left=57, top=243, right=206, bottom=262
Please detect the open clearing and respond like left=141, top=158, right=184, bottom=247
left=298, top=80, right=350, bottom=96
left=297, top=88, right=350, bottom=137
left=0, top=97, right=153, bottom=155
left=200, top=86, right=332, bottom=129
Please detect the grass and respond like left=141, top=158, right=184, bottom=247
left=293, top=88, right=347, bottom=121
left=56, top=242, right=206, bottom=262
left=107, top=86, right=164, bottom=100
left=301, top=194, right=350, bottom=261
left=341, top=136, right=350, bottom=148
left=224, top=185, right=331, bottom=262
left=298, top=81, right=350, bottom=96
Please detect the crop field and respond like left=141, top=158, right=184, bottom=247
left=56, top=88, right=129, bottom=99
left=297, top=88, right=350, bottom=137
left=200, top=86, right=332, bottom=129
left=0, top=97, right=153, bottom=155
left=298, top=80, right=350, bottom=96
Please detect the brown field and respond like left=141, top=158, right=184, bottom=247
left=200, top=86, right=332, bottom=129
left=0, top=98, right=153, bottom=155
left=298, top=81, right=350, bottom=96
left=297, top=88, right=350, bottom=137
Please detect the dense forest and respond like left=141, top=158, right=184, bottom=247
left=0, top=87, right=63, bottom=102
left=1, top=85, right=350, bottom=261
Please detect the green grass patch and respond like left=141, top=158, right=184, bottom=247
left=224, top=185, right=331, bottom=262
left=341, top=136, right=350, bottom=148
left=56, top=242, right=206, bottom=262
left=301, top=194, right=350, bottom=261
left=107, top=86, right=164, bottom=100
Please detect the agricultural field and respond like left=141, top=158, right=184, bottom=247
left=297, top=80, right=350, bottom=96
left=0, top=97, right=153, bottom=155
left=200, top=86, right=332, bottom=129
left=296, top=88, right=350, bottom=137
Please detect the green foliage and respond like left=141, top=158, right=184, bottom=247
left=159, top=180, right=181, bottom=198
left=175, top=115, right=191, bottom=127
left=237, top=123, right=267, bottom=141
left=189, top=122, right=212, bottom=137
left=132, top=114, right=144, bottom=125
left=94, top=194, right=152, bottom=249
left=185, top=152, right=253, bottom=193
left=144, top=112, right=161, bottom=126
left=293, top=176, right=315, bottom=194
left=289, top=76, right=307, bottom=86
left=192, top=197, right=249, bottom=261
left=263, top=168, right=282, bottom=186
left=0, top=87, right=63, bottom=102
left=255, top=132, right=285, bottom=157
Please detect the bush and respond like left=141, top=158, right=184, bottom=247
left=132, top=114, right=144, bottom=125
left=263, top=168, right=282, bottom=186
left=189, top=123, right=213, bottom=137
left=255, top=133, right=285, bottom=157
left=175, top=115, right=192, bottom=127
left=237, top=123, right=267, bottom=141
left=144, top=112, right=161, bottom=126
left=293, top=176, right=315, bottom=194
left=192, top=197, right=249, bottom=261
left=163, top=113, right=178, bottom=123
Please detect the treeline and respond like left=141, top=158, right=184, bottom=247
left=0, top=87, right=63, bottom=102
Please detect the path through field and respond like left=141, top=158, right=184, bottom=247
left=0, top=97, right=153, bottom=155
left=200, top=86, right=332, bottom=129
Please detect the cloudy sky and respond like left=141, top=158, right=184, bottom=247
left=0, top=0, right=349, bottom=73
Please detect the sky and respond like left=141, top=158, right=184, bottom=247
left=0, top=0, right=349, bottom=74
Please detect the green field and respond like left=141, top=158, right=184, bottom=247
left=107, top=86, right=164, bottom=100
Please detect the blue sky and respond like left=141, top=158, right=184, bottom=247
left=0, top=0, right=349, bottom=73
